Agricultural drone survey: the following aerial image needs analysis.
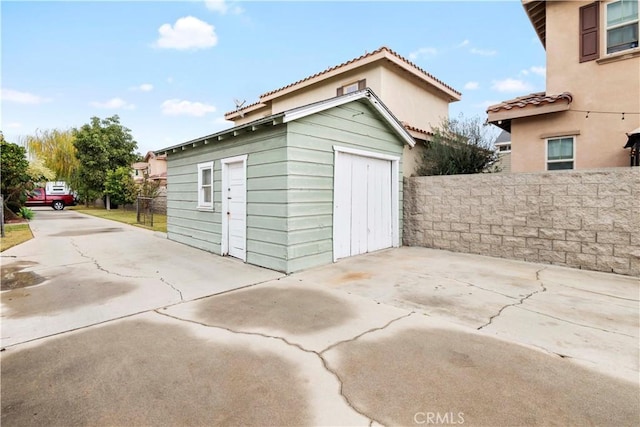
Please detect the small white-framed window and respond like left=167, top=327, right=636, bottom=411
left=337, top=79, right=366, bottom=96
left=197, top=161, right=214, bottom=210
left=606, top=0, right=639, bottom=54
left=343, top=82, right=359, bottom=94
left=546, top=137, right=575, bottom=170
left=497, top=144, right=512, bottom=153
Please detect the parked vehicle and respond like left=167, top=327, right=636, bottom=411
left=25, top=182, right=76, bottom=210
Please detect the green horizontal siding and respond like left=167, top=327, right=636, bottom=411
left=166, top=126, right=289, bottom=272
left=284, top=100, right=406, bottom=273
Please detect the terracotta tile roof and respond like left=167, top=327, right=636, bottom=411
left=260, top=46, right=460, bottom=98
left=487, top=92, right=573, bottom=113
left=225, top=46, right=460, bottom=117
left=402, top=123, right=434, bottom=137
left=225, top=100, right=267, bottom=118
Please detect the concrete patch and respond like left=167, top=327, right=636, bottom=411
left=193, top=286, right=354, bottom=334
left=324, top=320, right=640, bottom=426
left=304, top=247, right=640, bottom=381
left=50, top=227, right=124, bottom=237
left=2, top=274, right=135, bottom=318
left=480, top=307, right=640, bottom=380
left=1, top=261, right=45, bottom=291
left=0, top=318, right=312, bottom=426
left=163, top=279, right=412, bottom=353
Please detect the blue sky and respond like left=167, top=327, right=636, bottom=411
left=1, top=0, right=546, bottom=155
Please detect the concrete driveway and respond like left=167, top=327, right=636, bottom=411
left=2, top=209, right=639, bottom=426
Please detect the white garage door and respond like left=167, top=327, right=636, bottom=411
left=333, top=148, right=399, bottom=261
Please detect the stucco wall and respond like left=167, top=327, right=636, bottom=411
left=404, top=168, right=640, bottom=276
left=271, top=65, right=383, bottom=114
left=378, top=64, right=450, bottom=132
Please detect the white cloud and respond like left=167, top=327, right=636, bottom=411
left=90, top=97, right=135, bottom=110
left=161, top=99, right=216, bottom=117
left=457, top=39, right=470, bottom=48
left=470, top=48, right=497, bottom=56
left=409, top=47, right=438, bottom=60
left=464, top=81, right=479, bottom=90
left=6, top=122, right=22, bottom=129
left=155, top=16, right=218, bottom=50
left=520, top=66, right=546, bottom=77
left=1, top=88, right=52, bottom=104
left=131, top=83, right=154, bottom=92
left=491, top=78, right=533, bottom=93
left=529, top=66, right=546, bottom=76
left=205, top=0, right=243, bottom=15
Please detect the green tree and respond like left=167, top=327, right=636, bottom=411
left=23, top=128, right=79, bottom=182
left=417, top=115, right=500, bottom=176
left=73, top=115, right=138, bottom=207
left=1, top=134, right=31, bottom=220
left=104, top=167, right=137, bottom=207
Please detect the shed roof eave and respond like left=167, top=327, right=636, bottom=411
left=282, top=88, right=415, bottom=148
left=156, top=88, right=416, bottom=155
left=154, top=113, right=286, bottom=155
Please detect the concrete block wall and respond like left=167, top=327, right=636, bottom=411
left=403, top=168, right=640, bottom=276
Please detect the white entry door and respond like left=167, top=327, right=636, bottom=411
left=222, top=156, right=247, bottom=261
left=333, top=148, right=399, bottom=261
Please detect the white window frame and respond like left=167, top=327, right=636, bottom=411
left=197, top=161, right=214, bottom=210
left=546, top=136, right=576, bottom=171
left=605, top=0, right=639, bottom=54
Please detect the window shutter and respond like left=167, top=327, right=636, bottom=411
left=579, top=2, right=599, bottom=62
left=358, top=79, right=366, bottom=90
left=336, top=87, right=344, bottom=96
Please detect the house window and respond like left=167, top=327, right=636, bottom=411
left=497, top=144, right=511, bottom=153
left=547, top=137, right=575, bottom=170
left=606, top=0, right=639, bottom=54
left=337, top=79, right=366, bottom=96
left=197, top=161, right=214, bottom=210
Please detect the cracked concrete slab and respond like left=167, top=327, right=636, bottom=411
left=162, top=277, right=412, bottom=353
left=301, top=247, right=548, bottom=329
left=323, top=314, right=640, bottom=426
left=1, top=210, right=284, bottom=348
left=296, top=247, right=639, bottom=383
left=1, top=312, right=368, bottom=426
left=3, top=210, right=638, bottom=425
left=479, top=306, right=639, bottom=380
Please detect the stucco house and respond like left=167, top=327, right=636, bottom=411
left=225, top=46, right=461, bottom=176
left=132, top=151, right=167, bottom=186
left=487, top=0, right=640, bottom=172
left=156, top=90, right=415, bottom=273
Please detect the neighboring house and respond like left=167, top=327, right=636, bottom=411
left=487, top=0, right=640, bottom=172
left=132, top=151, right=167, bottom=186
left=156, top=90, right=415, bottom=273
left=224, top=46, right=461, bottom=176
left=494, top=130, right=512, bottom=173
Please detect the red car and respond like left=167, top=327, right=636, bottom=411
left=25, top=188, right=76, bottom=210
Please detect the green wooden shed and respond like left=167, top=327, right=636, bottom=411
left=156, top=89, right=415, bottom=273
